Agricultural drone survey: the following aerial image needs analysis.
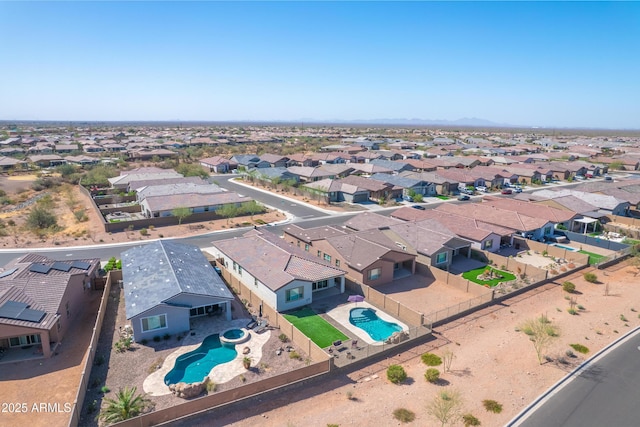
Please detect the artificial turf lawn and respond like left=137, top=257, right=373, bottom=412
left=578, top=250, right=606, bottom=265
left=435, top=195, right=450, bottom=200
left=283, top=307, right=349, bottom=348
left=463, top=266, right=517, bottom=287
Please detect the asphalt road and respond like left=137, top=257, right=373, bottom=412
left=515, top=328, right=640, bottom=427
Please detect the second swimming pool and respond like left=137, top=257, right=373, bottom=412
left=349, top=307, right=402, bottom=341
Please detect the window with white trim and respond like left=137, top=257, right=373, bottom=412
left=141, top=314, right=167, bottom=332
left=368, top=268, right=382, bottom=280
left=436, top=252, right=447, bottom=265
left=484, top=239, right=493, bottom=250
left=285, top=286, right=304, bottom=302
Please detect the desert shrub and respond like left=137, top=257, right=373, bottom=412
left=147, top=357, right=164, bottom=374
left=153, top=335, right=161, bottom=342
left=141, top=338, right=148, bottom=345
left=139, top=228, right=148, bottom=236
left=567, top=308, right=578, bottom=315
left=393, top=408, right=416, bottom=423
left=463, top=413, right=481, bottom=426
left=569, top=344, right=589, bottom=354
left=584, top=272, right=598, bottom=283
left=482, top=399, right=503, bottom=414
left=94, top=355, right=105, bottom=366
left=74, top=210, right=89, bottom=222
left=101, top=386, right=110, bottom=394
left=205, top=379, right=216, bottom=393
left=26, top=205, right=58, bottom=230
left=387, top=365, right=407, bottom=384
left=566, top=349, right=576, bottom=358
left=289, top=351, right=302, bottom=360
left=278, top=333, right=289, bottom=343
left=620, top=314, right=628, bottom=322
left=562, top=281, right=576, bottom=293
left=421, top=352, right=443, bottom=366
left=425, top=368, right=440, bottom=383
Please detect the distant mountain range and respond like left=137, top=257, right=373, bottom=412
left=297, top=117, right=518, bottom=127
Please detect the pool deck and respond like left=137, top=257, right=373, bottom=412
left=325, top=301, right=408, bottom=346
left=143, top=318, right=271, bottom=396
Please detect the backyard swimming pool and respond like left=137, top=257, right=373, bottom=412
left=349, top=308, right=402, bottom=341
left=164, top=334, right=237, bottom=385
left=552, top=243, right=578, bottom=252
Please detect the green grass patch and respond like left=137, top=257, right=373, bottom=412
left=283, top=307, right=348, bottom=348
left=623, top=238, right=640, bottom=246
left=463, top=266, right=516, bottom=287
left=578, top=250, right=606, bottom=265
left=435, top=195, right=450, bottom=200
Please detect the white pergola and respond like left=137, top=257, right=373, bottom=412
left=574, top=217, right=599, bottom=234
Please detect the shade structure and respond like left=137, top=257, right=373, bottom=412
left=348, top=294, right=365, bottom=305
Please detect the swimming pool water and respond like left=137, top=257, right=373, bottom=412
left=164, top=334, right=237, bottom=385
left=553, top=244, right=577, bottom=251
left=223, top=328, right=245, bottom=340
left=349, top=308, right=402, bottom=341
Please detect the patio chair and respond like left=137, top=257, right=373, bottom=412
left=351, top=340, right=359, bottom=350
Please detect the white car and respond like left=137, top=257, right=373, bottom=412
left=476, top=186, right=487, bottom=193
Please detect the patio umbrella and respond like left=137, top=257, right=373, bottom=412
left=348, top=294, right=365, bottom=306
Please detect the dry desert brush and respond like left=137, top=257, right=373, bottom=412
left=520, top=314, right=559, bottom=364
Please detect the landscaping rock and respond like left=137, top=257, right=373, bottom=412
left=169, top=379, right=209, bottom=399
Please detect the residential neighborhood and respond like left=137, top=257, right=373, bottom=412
left=1, top=122, right=640, bottom=427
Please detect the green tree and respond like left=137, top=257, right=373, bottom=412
left=98, top=386, right=151, bottom=424
left=608, top=161, right=625, bottom=171
left=520, top=314, right=559, bottom=364
left=217, top=204, right=239, bottom=225
left=176, top=163, right=209, bottom=179
left=426, top=388, right=463, bottom=427
left=241, top=200, right=263, bottom=219
left=413, top=193, right=424, bottom=203
left=171, top=206, right=191, bottom=225
left=386, top=365, right=407, bottom=384
left=27, top=205, right=58, bottom=230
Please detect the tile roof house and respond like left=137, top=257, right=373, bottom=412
left=141, top=192, right=253, bottom=219
left=302, top=179, right=371, bottom=203
left=199, top=156, right=237, bottom=173
left=209, top=230, right=346, bottom=311
left=0, top=254, right=100, bottom=358
left=369, top=173, right=437, bottom=197
left=122, top=241, right=234, bottom=342
left=528, top=189, right=631, bottom=217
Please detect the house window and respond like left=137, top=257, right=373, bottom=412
left=305, top=244, right=310, bottom=252
left=544, top=226, right=552, bottom=235
left=484, top=240, right=493, bottom=250
left=323, top=253, right=331, bottom=262
left=368, top=268, right=382, bottom=281
left=312, top=280, right=328, bottom=291
left=335, top=259, right=340, bottom=268
left=317, top=250, right=322, bottom=257
left=190, top=304, right=220, bottom=317
left=297, top=241, right=300, bottom=247
left=286, top=286, right=304, bottom=302
left=254, top=278, right=258, bottom=287
left=238, top=266, right=243, bottom=276
left=9, top=334, right=41, bottom=347
left=232, top=261, right=237, bottom=272
left=141, top=314, right=167, bottom=332
left=436, top=252, right=448, bottom=265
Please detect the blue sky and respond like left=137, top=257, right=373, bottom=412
left=1, top=1, right=639, bottom=128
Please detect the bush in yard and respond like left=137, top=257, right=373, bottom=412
left=278, top=333, right=289, bottom=343
left=562, top=281, right=576, bottom=293
left=482, top=399, right=503, bottom=414
left=463, top=413, right=481, bottom=426
left=387, top=365, right=407, bottom=384
left=421, top=352, right=443, bottom=366
left=570, top=343, right=589, bottom=354
left=393, top=408, right=416, bottom=423
left=584, top=272, right=598, bottom=283
left=425, top=368, right=440, bottom=383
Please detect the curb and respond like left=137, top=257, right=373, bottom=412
left=507, top=325, right=640, bottom=426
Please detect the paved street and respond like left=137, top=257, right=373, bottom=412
left=514, top=328, right=640, bottom=427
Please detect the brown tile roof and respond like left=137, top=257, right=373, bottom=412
left=481, top=196, right=577, bottom=223
left=326, top=230, right=413, bottom=271
left=436, top=203, right=550, bottom=232
left=342, top=212, right=404, bottom=231
left=143, top=192, right=251, bottom=212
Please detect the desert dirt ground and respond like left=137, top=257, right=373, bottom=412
left=179, top=262, right=640, bottom=427
left=0, top=290, right=101, bottom=427
left=0, top=175, right=285, bottom=249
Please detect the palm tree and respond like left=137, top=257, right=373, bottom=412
left=98, top=386, right=151, bottom=424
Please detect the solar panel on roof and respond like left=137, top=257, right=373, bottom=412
left=0, top=301, right=28, bottom=319
left=16, top=308, right=46, bottom=323
left=29, top=263, right=52, bottom=274
left=0, top=267, right=18, bottom=279
left=71, top=261, right=91, bottom=270
left=51, top=262, right=72, bottom=272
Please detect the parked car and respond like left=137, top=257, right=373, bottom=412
left=514, top=187, right=522, bottom=193
left=457, top=194, right=470, bottom=201
left=501, top=188, right=513, bottom=195
left=412, top=205, right=426, bottom=210
left=604, top=175, right=613, bottom=181
left=476, top=186, right=487, bottom=193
